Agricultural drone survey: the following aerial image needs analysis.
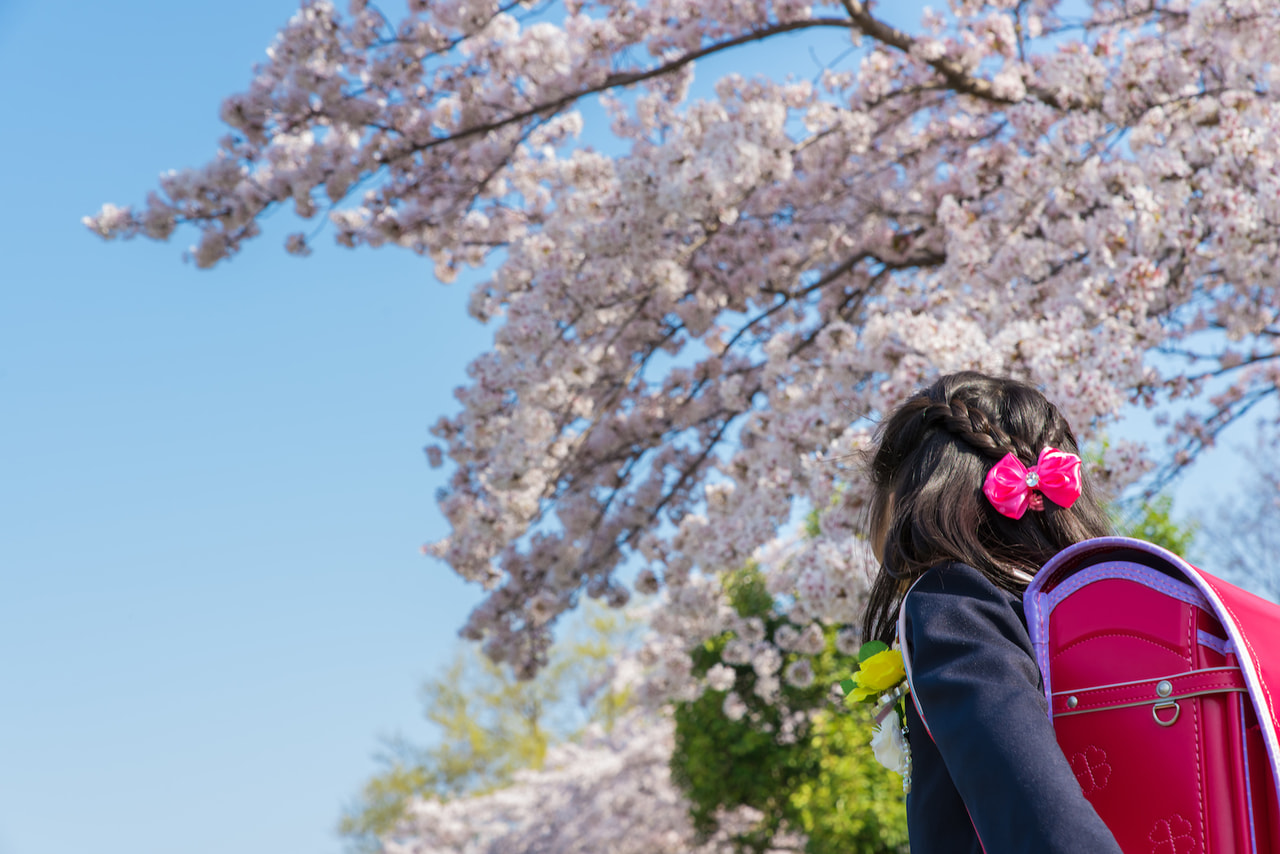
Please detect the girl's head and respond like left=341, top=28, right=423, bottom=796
left=861, top=371, right=1112, bottom=642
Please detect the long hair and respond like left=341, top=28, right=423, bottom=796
left=861, top=372, right=1112, bottom=644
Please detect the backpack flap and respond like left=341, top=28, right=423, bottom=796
left=1027, top=536, right=1280, bottom=851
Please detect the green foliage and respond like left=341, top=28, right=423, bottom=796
left=673, top=685, right=817, bottom=849
left=1115, top=495, right=1198, bottom=556
left=791, top=711, right=910, bottom=854
left=725, top=561, right=775, bottom=618
left=338, top=762, right=430, bottom=847
left=804, top=505, right=823, bottom=539
left=338, top=603, right=637, bottom=851
left=671, top=564, right=908, bottom=854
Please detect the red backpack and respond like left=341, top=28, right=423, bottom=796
left=1026, top=536, right=1280, bottom=853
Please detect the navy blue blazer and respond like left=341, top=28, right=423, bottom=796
left=900, top=562, right=1123, bottom=853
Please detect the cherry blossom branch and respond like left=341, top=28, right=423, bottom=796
left=838, top=0, right=1094, bottom=109
left=394, top=18, right=858, bottom=158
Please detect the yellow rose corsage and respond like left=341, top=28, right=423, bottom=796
left=840, top=639, right=912, bottom=791
left=840, top=641, right=907, bottom=708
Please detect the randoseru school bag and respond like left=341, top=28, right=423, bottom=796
left=1025, top=536, right=1280, bottom=853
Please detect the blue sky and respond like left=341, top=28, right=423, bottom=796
left=0, top=4, right=488, bottom=854
left=0, top=3, right=1242, bottom=854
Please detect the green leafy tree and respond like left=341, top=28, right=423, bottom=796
left=788, top=710, right=910, bottom=854
left=339, top=604, right=636, bottom=850
left=1115, top=495, right=1198, bottom=556
left=671, top=565, right=908, bottom=854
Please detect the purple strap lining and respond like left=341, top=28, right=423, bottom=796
left=1242, top=699, right=1260, bottom=854
left=1198, top=629, right=1234, bottom=657
left=1040, top=560, right=1211, bottom=614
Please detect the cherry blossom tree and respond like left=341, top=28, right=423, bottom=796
left=88, top=0, right=1280, bottom=692
left=380, top=712, right=806, bottom=853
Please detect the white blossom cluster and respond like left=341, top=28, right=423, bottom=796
left=90, top=0, right=1280, bottom=690
left=382, top=712, right=805, bottom=853
left=622, top=532, right=875, bottom=709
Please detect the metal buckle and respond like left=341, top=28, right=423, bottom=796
left=1152, top=700, right=1181, bottom=727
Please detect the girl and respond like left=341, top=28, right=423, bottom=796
left=861, top=372, right=1124, bottom=853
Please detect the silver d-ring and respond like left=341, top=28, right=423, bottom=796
left=1153, top=701, right=1181, bottom=727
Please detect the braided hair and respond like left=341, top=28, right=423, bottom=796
left=861, top=372, right=1112, bottom=644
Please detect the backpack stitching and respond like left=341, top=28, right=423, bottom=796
left=1216, top=594, right=1277, bottom=735
left=1053, top=631, right=1183, bottom=659
left=1189, top=605, right=1207, bottom=849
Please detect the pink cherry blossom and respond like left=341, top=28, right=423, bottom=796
left=384, top=712, right=803, bottom=853
left=86, top=0, right=1280, bottom=692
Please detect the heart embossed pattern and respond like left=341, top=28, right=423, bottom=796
left=1148, top=814, right=1196, bottom=854
left=1070, top=745, right=1112, bottom=795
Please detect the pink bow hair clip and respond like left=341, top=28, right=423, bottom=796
left=982, top=447, right=1083, bottom=520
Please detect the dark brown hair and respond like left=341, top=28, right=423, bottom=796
left=861, top=371, right=1112, bottom=643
